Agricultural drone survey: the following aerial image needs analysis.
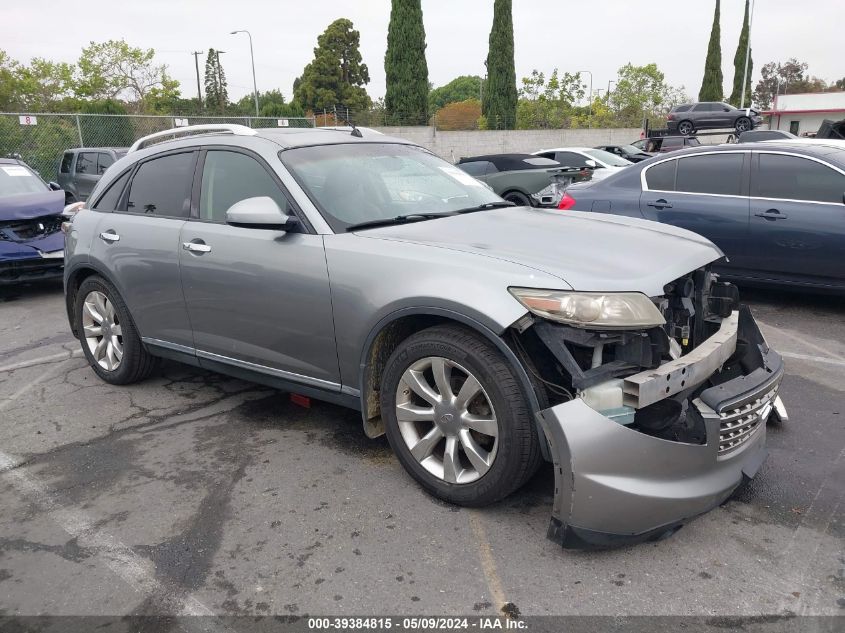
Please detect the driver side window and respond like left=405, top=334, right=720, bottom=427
left=199, top=150, right=291, bottom=222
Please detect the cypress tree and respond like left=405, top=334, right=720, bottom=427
left=482, top=0, right=517, bottom=130
left=728, top=0, right=753, bottom=107
left=384, top=0, right=429, bottom=125
left=698, top=0, right=723, bottom=102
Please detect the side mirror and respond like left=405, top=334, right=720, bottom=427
left=585, top=159, right=598, bottom=168
left=48, top=181, right=62, bottom=191
left=225, top=196, right=296, bottom=230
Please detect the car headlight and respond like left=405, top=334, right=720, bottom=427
left=509, top=288, right=666, bottom=329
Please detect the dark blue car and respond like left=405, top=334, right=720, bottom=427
left=562, top=140, right=845, bottom=292
left=0, top=158, right=66, bottom=285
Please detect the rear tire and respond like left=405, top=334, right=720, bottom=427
left=677, top=120, right=695, bottom=135
left=503, top=191, right=531, bottom=207
left=75, top=275, right=157, bottom=385
left=380, top=325, right=542, bottom=507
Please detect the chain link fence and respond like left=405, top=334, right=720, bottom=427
left=0, top=113, right=316, bottom=181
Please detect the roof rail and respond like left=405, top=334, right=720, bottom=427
left=128, top=124, right=258, bottom=153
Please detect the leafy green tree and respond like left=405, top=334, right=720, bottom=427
left=294, top=18, right=371, bottom=114
left=79, top=99, right=134, bottom=147
left=384, top=0, right=429, bottom=124
left=428, top=75, right=483, bottom=112
left=728, top=0, right=753, bottom=107
left=77, top=40, right=179, bottom=111
left=482, top=0, right=517, bottom=130
left=516, top=69, right=585, bottom=129
left=698, top=0, right=723, bottom=102
left=204, top=48, right=228, bottom=113
left=610, top=63, right=680, bottom=126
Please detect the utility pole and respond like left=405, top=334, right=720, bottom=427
left=191, top=51, right=203, bottom=108
left=740, top=0, right=755, bottom=108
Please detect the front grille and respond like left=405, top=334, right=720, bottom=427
left=0, top=216, right=63, bottom=241
left=718, top=386, right=778, bottom=454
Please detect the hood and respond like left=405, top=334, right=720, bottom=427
left=358, top=207, right=723, bottom=296
left=0, top=190, right=65, bottom=221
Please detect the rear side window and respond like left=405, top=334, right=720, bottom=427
left=97, top=153, right=115, bottom=175
left=645, top=160, right=676, bottom=190
left=75, top=152, right=97, bottom=174
left=60, top=152, right=73, bottom=174
left=125, top=152, right=194, bottom=217
left=753, top=153, right=845, bottom=204
left=93, top=171, right=131, bottom=211
left=676, top=154, right=744, bottom=196
left=458, top=161, right=490, bottom=177
left=199, top=150, right=290, bottom=222
left=673, top=105, right=691, bottom=113
left=554, top=152, right=590, bottom=168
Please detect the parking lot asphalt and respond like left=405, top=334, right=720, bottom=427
left=0, top=281, right=842, bottom=619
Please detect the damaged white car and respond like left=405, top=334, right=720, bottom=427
left=64, top=125, right=786, bottom=548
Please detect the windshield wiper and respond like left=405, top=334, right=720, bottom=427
left=452, top=201, right=516, bottom=214
left=345, top=212, right=456, bottom=232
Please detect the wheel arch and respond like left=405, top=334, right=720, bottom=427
left=500, top=188, right=533, bottom=205
left=64, top=262, right=127, bottom=338
left=357, top=307, right=546, bottom=456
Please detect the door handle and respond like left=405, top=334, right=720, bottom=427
left=182, top=240, right=211, bottom=254
left=647, top=199, right=673, bottom=210
left=99, top=231, right=120, bottom=242
left=754, top=209, right=788, bottom=220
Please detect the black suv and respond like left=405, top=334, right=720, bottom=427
left=667, top=102, right=762, bottom=135
left=632, top=136, right=701, bottom=154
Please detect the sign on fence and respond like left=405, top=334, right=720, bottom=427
left=277, top=119, right=289, bottom=127
left=18, top=115, right=37, bottom=126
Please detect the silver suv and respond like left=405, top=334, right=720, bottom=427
left=63, top=124, right=786, bottom=548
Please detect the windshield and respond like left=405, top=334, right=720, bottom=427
left=619, top=144, right=643, bottom=155
left=281, top=143, right=503, bottom=231
left=584, top=149, right=632, bottom=167
left=0, top=163, right=48, bottom=198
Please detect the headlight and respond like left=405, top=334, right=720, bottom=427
left=509, top=288, right=666, bottom=329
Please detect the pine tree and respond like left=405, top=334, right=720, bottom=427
left=698, top=0, right=723, bottom=102
left=204, top=48, right=228, bottom=113
left=482, top=0, right=517, bottom=130
left=728, top=0, right=753, bottom=107
left=384, top=0, right=429, bottom=125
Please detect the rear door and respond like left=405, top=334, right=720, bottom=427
left=73, top=152, right=100, bottom=200
left=89, top=150, right=196, bottom=349
left=748, top=151, right=845, bottom=286
left=97, top=152, right=116, bottom=178
left=639, top=152, right=754, bottom=270
left=179, top=147, right=340, bottom=385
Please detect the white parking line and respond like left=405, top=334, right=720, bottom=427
left=0, top=349, right=84, bottom=374
left=757, top=322, right=845, bottom=362
left=779, top=351, right=845, bottom=368
left=0, top=357, right=78, bottom=413
left=0, top=450, right=217, bottom=617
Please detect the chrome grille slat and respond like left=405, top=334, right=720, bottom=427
left=717, top=386, right=778, bottom=454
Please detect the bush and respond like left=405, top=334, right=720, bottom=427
left=435, top=99, right=482, bottom=131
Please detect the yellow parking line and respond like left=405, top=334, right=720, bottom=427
left=468, top=510, right=507, bottom=609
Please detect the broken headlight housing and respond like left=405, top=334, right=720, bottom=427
left=509, top=288, right=666, bottom=329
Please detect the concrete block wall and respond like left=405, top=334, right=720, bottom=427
left=372, top=126, right=643, bottom=160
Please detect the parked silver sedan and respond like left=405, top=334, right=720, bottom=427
left=63, top=124, right=786, bottom=548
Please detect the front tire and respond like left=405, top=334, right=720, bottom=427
left=75, top=275, right=157, bottom=385
left=735, top=116, right=752, bottom=133
left=381, top=325, right=542, bottom=507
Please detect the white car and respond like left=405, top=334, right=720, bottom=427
left=532, top=147, right=633, bottom=181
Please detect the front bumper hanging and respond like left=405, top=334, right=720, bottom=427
left=536, top=308, right=785, bottom=549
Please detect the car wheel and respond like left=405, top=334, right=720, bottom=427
left=735, top=116, right=752, bottom=133
left=76, top=275, right=158, bottom=385
left=381, top=325, right=542, bottom=507
left=503, top=191, right=531, bottom=207
left=64, top=193, right=76, bottom=205
left=677, top=120, right=695, bottom=135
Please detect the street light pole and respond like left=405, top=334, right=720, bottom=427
left=577, top=70, right=593, bottom=127
left=191, top=51, right=203, bottom=108
left=740, top=0, right=755, bottom=109
left=231, top=30, right=260, bottom=117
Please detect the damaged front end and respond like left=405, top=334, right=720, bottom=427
left=509, top=269, right=786, bottom=549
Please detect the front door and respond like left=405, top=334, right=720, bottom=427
left=73, top=151, right=101, bottom=200
left=179, top=148, right=340, bottom=386
left=748, top=151, right=845, bottom=286
left=88, top=151, right=196, bottom=349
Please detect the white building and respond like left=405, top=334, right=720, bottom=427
left=764, top=92, right=845, bottom=136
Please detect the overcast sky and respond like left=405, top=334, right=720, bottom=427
left=2, top=0, right=841, bottom=105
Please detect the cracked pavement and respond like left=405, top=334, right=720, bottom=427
left=0, top=281, right=843, bottom=620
